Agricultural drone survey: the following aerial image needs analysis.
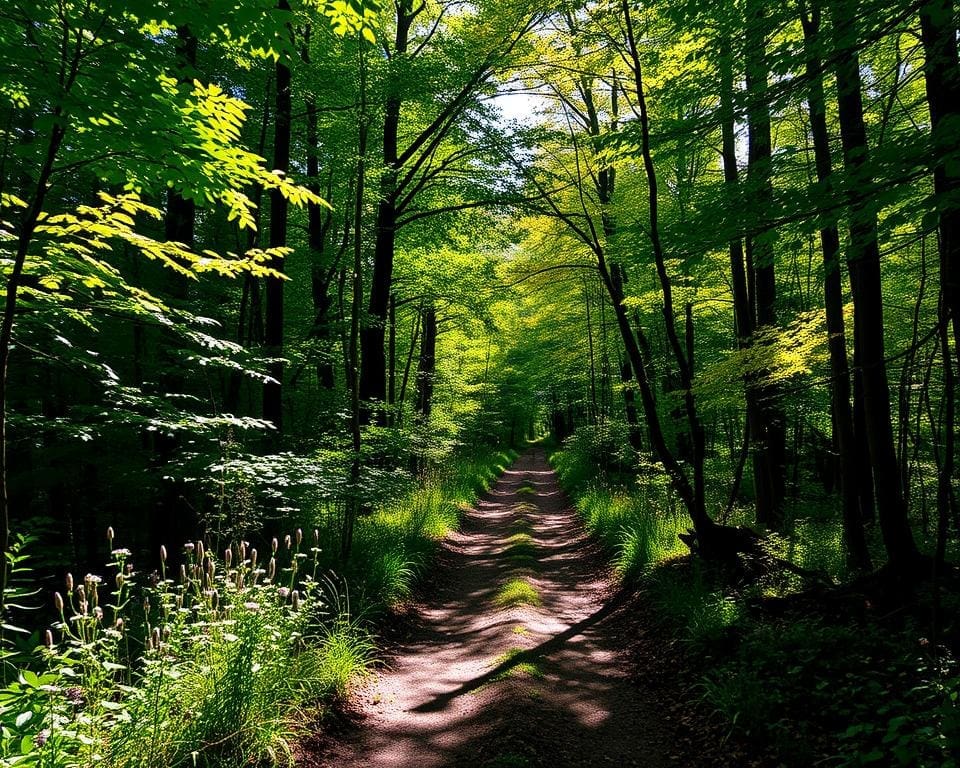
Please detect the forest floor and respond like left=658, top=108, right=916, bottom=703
left=298, top=448, right=773, bottom=768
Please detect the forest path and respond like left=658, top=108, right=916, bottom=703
left=307, top=447, right=670, bottom=768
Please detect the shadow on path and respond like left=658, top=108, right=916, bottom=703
left=310, top=448, right=670, bottom=768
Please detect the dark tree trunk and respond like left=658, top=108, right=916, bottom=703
left=745, top=0, right=786, bottom=528
left=302, top=25, right=338, bottom=392
left=360, top=1, right=414, bottom=424
left=388, top=294, right=397, bottom=425
left=415, top=305, right=437, bottom=421
left=830, top=0, right=920, bottom=573
left=155, top=24, right=198, bottom=552
left=621, top=0, right=718, bottom=548
left=263, top=0, right=292, bottom=433
left=799, top=0, right=871, bottom=568
left=920, top=0, right=960, bottom=370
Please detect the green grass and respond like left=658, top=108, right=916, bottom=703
left=490, top=647, right=545, bottom=681
left=494, top=578, right=542, bottom=608
left=504, top=532, right=538, bottom=562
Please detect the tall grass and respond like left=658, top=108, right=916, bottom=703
left=314, top=448, right=517, bottom=613
left=0, top=535, right=374, bottom=768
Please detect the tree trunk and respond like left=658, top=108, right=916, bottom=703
left=745, top=0, right=786, bottom=528
left=360, top=1, right=414, bottom=424
left=799, top=0, right=871, bottom=568
left=830, top=0, right=920, bottom=573
left=920, top=0, right=960, bottom=370
left=415, top=305, right=437, bottom=421
left=263, top=0, right=292, bottom=433
left=343, top=41, right=368, bottom=563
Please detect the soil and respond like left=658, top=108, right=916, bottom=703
left=297, top=448, right=774, bottom=768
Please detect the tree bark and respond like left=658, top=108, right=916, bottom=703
left=359, top=1, right=415, bottom=424
left=799, top=0, right=871, bottom=568
left=745, top=0, right=786, bottom=528
left=263, top=0, right=292, bottom=433
left=920, top=0, right=960, bottom=370
left=829, top=0, right=920, bottom=573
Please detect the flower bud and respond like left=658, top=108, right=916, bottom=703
left=160, top=545, right=167, bottom=563
left=54, top=592, right=64, bottom=612
left=65, top=573, right=74, bottom=592
left=224, top=548, right=232, bottom=568
left=268, top=557, right=276, bottom=581
left=196, top=541, right=204, bottom=560
left=272, top=537, right=279, bottom=554
left=291, top=590, right=300, bottom=611
left=44, top=630, right=54, bottom=649
left=250, top=548, right=258, bottom=568
left=106, top=526, right=114, bottom=544
left=284, top=534, right=292, bottom=550
left=296, top=528, right=303, bottom=546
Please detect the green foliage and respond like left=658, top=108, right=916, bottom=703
left=700, top=618, right=959, bottom=768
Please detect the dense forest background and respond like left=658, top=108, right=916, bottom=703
left=0, top=0, right=958, bottom=765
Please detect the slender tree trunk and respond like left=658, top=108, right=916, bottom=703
left=830, top=0, right=920, bottom=573
left=360, top=1, right=414, bottom=424
left=585, top=281, right=598, bottom=424
left=263, top=0, right=292, bottom=432
left=799, top=0, right=871, bottom=568
left=388, top=294, right=396, bottom=425
left=621, top=0, right=713, bottom=542
left=745, top=0, right=786, bottom=528
left=415, top=305, right=437, bottom=421
left=343, top=40, right=368, bottom=563
left=1, top=116, right=67, bottom=606
left=302, top=25, right=338, bottom=391
left=397, top=309, right=421, bottom=427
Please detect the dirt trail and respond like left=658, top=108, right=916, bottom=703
left=311, top=448, right=671, bottom=768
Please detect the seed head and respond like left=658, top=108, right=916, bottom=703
left=106, top=526, right=114, bottom=544
left=160, top=545, right=167, bottom=562
left=44, top=630, right=54, bottom=649
left=268, top=557, right=276, bottom=581
left=65, top=573, right=74, bottom=592
left=196, top=541, right=205, bottom=560
left=224, top=548, right=232, bottom=568
left=291, top=590, right=300, bottom=611
left=115, top=572, right=124, bottom=589
left=250, top=548, right=258, bottom=568
left=93, top=606, right=104, bottom=621
left=284, top=534, right=292, bottom=550
left=54, top=592, right=64, bottom=612
left=272, top=537, right=278, bottom=554
left=296, top=528, right=303, bottom=546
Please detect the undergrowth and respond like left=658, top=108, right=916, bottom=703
left=0, top=446, right=516, bottom=768
left=550, top=430, right=960, bottom=768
